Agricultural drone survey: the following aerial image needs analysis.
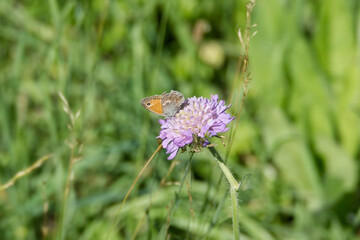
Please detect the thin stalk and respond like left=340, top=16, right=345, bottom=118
left=208, top=147, right=240, bottom=240
left=0, top=154, right=52, bottom=191
left=105, top=143, right=162, bottom=240
left=57, top=92, right=82, bottom=240
left=58, top=147, right=76, bottom=240
left=165, top=153, right=194, bottom=236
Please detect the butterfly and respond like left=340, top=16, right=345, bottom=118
left=140, top=90, right=185, bottom=118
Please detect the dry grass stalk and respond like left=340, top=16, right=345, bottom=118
left=0, top=154, right=52, bottom=191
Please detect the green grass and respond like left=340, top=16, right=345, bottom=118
left=0, top=0, right=359, bottom=239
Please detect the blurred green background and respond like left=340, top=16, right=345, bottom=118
left=1, top=0, right=359, bottom=239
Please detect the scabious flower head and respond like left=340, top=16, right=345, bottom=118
left=158, top=94, right=235, bottom=160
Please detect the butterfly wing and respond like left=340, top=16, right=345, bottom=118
left=140, top=96, right=164, bottom=116
left=161, top=90, right=185, bottom=118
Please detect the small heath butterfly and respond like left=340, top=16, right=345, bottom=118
left=140, top=90, right=185, bottom=118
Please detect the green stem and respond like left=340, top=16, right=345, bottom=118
left=58, top=147, right=75, bottom=240
left=208, top=147, right=240, bottom=240
left=230, top=185, right=239, bottom=240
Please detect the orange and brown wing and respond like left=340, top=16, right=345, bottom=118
left=140, top=97, right=164, bottom=116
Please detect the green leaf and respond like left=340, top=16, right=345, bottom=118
left=259, top=108, right=324, bottom=209
left=315, top=136, right=358, bottom=204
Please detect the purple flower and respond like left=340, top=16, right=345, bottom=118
left=158, top=94, right=235, bottom=160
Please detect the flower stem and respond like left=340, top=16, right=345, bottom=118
left=208, top=146, right=240, bottom=240
left=230, top=185, right=240, bottom=240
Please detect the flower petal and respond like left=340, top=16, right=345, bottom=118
left=167, top=148, right=179, bottom=160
